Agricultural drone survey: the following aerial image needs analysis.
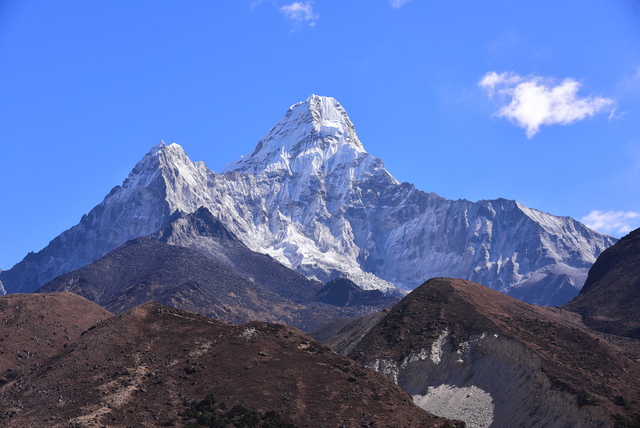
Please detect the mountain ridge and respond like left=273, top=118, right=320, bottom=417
left=0, top=95, right=616, bottom=305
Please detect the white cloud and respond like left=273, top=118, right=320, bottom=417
left=280, top=2, right=319, bottom=27
left=480, top=72, right=616, bottom=138
left=389, top=0, right=413, bottom=9
left=581, top=210, right=640, bottom=237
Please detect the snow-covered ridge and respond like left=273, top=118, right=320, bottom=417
left=223, top=94, right=395, bottom=182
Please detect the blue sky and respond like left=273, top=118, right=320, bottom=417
left=1, top=0, right=639, bottom=270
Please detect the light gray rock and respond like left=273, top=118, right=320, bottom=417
left=368, top=330, right=610, bottom=428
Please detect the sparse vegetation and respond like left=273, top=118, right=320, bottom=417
left=613, top=413, right=640, bottom=428
left=182, top=393, right=296, bottom=428
left=576, top=389, right=597, bottom=407
left=614, top=395, right=631, bottom=409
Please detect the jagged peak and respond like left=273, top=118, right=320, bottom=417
left=222, top=95, right=368, bottom=175
left=112, top=141, right=202, bottom=206
left=149, top=140, right=167, bottom=153
left=144, top=141, right=189, bottom=159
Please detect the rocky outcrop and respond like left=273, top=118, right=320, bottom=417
left=367, top=331, right=608, bottom=428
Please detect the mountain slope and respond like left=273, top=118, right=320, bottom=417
left=0, top=301, right=460, bottom=427
left=0, top=95, right=616, bottom=305
left=344, top=277, right=640, bottom=427
left=0, top=292, right=112, bottom=375
left=150, top=206, right=327, bottom=303
left=564, top=227, right=640, bottom=338
left=37, top=237, right=347, bottom=331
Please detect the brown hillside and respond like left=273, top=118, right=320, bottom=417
left=0, top=292, right=112, bottom=375
left=0, top=301, right=460, bottom=427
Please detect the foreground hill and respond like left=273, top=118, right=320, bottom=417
left=0, top=300, right=460, bottom=427
left=331, top=277, right=640, bottom=427
left=38, top=237, right=375, bottom=332
left=564, top=227, right=640, bottom=339
left=0, top=292, right=112, bottom=375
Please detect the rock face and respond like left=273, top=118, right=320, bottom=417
left=564, top=227, right=640, bottom=338
left=0, top=301, right=460, bottom=427
left=342, top=277, right=640, bottom=428
left=0, top=95, right=616, bottom=305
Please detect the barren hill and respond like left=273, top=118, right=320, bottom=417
left=0, top=301, right=459, bottom=427
left=338, top=277, right=640, bottom=427
left=0, top=292, right=111, bottom=375
left=38, top=237, right=371, bottom=332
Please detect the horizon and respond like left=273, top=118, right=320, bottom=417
left=1, top=1, right=639, bottom=270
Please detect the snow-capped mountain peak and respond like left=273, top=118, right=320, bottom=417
left=222, top=95, right=369, bottom=178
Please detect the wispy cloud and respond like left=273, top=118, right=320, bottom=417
left=389, top=0, right=413, bottom=9
left=479, top=72, right=616, bottom=138
left=250, top=0, right=269, bottom=9
left=280, top=2, right=319, bottom=27
left=581, top=210, right=640, bottom=237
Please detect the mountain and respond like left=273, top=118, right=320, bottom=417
left=0, top=300, right=461, bottom=427
left=37, top=236, right=369, bottom=332
left=0, top=95, right=616, bottom=305
left=337, top=277, right=640, bottom=428
left=564, top=227, right=640, bottom=339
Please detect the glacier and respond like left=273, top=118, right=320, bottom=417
left=0, top=95, right=616, bottom=305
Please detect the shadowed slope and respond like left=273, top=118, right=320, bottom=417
left=564, top=228, right=640, bottom=339
left=38, top=238, right=332, bottom=331
left=151, top=206, right=327, bottom=303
